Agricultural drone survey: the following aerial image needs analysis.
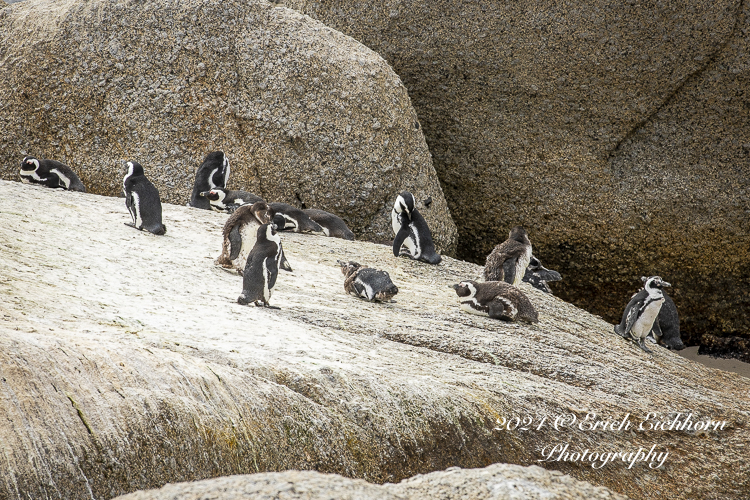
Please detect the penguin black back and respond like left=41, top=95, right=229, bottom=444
left=338, top=261, right=398, bottom=302
left=189, top=151, right=230, bottom=209
left=123, top=161, right=166, bottom=235
left=303, top=209, right=355, bottom=240
left=391, top=191, right=441, bottom=264
left=19, top=156, right=86, bottom=192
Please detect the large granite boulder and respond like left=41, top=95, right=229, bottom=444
left=114, top=465, right=627, bottom=500
left=0, top=180, right=748, bottom=500
left=0, top=0, right=456, bottom=253
left=278, top=0, right=750, bottom=359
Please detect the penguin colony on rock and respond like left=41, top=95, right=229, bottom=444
left=17, top=151, right=682, bottom=351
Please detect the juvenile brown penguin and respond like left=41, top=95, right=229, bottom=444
left=453, top=280, right=538, bottom=323
left=216, top=201, right=275, bottom=273
left=484, top=226, right=532, bottom=286
left=338, top=261, right=398, bottom=302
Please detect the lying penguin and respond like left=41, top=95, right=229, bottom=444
left=19, top=156, right=86, bottom=192
left=614, top=276, right=671, bottom=353
left=199, top=188, right=264, bottom=214
left=338, top=261, right=399, bottom=302
left=268, top=202, right=325, bottom=234
left=304, top=209, right=355, bottom=240
left=453, top=280, right=538, bottom=323
left=522, top=255, right=562, bottom=294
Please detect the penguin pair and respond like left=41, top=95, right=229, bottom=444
left=338, top=261, right=398, bottom=302
left=237, top=220, right=293, bottom=308
left=216, top=203, right=289, bottom=274
left=19, top=156, right=86, bottom=192
left=391, top=191, right=441, bottom=264
left=189, top=151, right=231, bottom=210
left=614, top=276, right=672, bottom=353
left=453, top=280, right=539, bottom=323
left=122, top=161, right=166, bottom=235
left=199, top=188, right=264, bottom=214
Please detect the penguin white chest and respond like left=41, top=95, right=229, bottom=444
left=513, top=246, right=533, bottom=286
left=631, top=298, right=664, bottom=339
left=460, top=300, right=486, bottom=316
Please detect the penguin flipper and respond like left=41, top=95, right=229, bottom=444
left=228, top=225, right=242, bottom=260
left=503, top=258, right=517, bottom=285
left=650, top=319, right=664, bottom=344
left=392, top=225, right=411, bottom=257
left=488, top=300, right=510, bottom=321
left=279, top=250, right=293, bottom=272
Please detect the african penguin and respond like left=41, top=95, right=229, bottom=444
left=391, top=191, right=442, bottom=264
left=19, top=156, right=86, bottom=192
left=122, top=161, right=166, bottom=235
left=338, top=261, right=398, bottom=302
left=652, top=291, right=684, bottom=350
left=484, top=226, right=532, bottom=286
left=304, top=209, right=355, bottom=240
left=614, top=276, right=671, bottom=353
left=237, top=221, right=291, bottom=308
left=268, top=202, right=325, bottom=234
left=523, top=255, right=562, bottom=294
left=189, top=151, right=230, bottom=210
left=216, top=201, right=272, bottom=273
left=453, top=280, right=538, bottom=323
left=199, top=188, right=264, bottom=214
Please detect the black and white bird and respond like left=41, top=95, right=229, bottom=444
left=268, top=202, right=325, bottom=234
left=484, top=226, right=532, bottom=286
left=522, top=255, right=562, bottom=294
left=189, top=151, right=230, bottom=210
left=237, top=221, right=292, bottom=308
left=216, top=201, right=272, bottom=273
left=391, top=191, right=441, bottom=264
left=614, top=276, right=671, bottom=353
left=19, top=156, right=86, bottom=192
left=122, top=161, right=166, bottom=235
left=338, top=261, right=399, bottom=302
left=453, top=280, right=538, bottom=323
left=304, top=209, right=355, bottom=240
left=199, top=188, right=264, bottom=214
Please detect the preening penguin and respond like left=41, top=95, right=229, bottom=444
left=268, top=202, right=325, bottom=234
left=19, top=156, right=86, bottom=192
left=189, top=151, right=230, bottom=209
left=614, top=276, right=671, bottom=353
left=484, top=226, right=532, bottom=286
left=453, top=280, right=538, bottom=323
left=523, top=255, right=562, bottom=294
left=199, top=188, right=264, bottom=214
left=237, top=221, right=293, bottom=308
left=391, top=191, right=441, bottom=264
left=122, top=161, right=167, bottom=235
left=304, top=209, right=355, bottom=240
left=216, top=201, right=272, bottom=273
left=338, top=261, right=398, bottom=302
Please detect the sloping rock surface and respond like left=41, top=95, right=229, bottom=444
left=0, top=0, right=456, bottom=252
left=114, top=465, right=627, bottom=500
left=0, top=180, right=748, bottom=500
left=279, top=0, right=750, bottom=357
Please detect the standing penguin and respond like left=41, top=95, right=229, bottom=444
left=189, top=151, right=230, bottom=210
left=19, top=156, right=86, bottom=192
left=122, top=161, right=167, bottom=235
left=484, top=226, right=532, bottom=286
left=237, top=221, right=291, bottom=308
left=215, top=201, right=272, bottom=273
left=614, top=276, right=671, bottom=353
left=199, top=188, right=264, bottom=214
left=651, top=291, right=684, bottom=350
left=522, top=255, right=562, bottom=294
left=452, top=280, right=538, bottom=323
left=338, top=261, right=398, bottom=302
left=304, top=209, right=355, bottom=240
left=391, top=191, right=442, bottom=264
left=268, top=202, right=325, bottom=234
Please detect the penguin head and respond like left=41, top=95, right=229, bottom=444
left=528, top=255, right=562, bottom=282
left=250, top=201, right=271, bottom=224
left=394, top=191, right=415, bottom=217
left=509, top=226, right=530, bottom=244
left=338, top=260, right=362, bottom=277
left=641, top=276, right=671, bottom=290
left=271, top=213, right=286, bottom=231
left=257, top=222, right=281, bottom=244
left=452, top=280, right=478, bottom=298
left=199, top=188, right=225, bottom=202
left=125, top=161, right=145, bottom=177
left=20, top=156, right=39, bottom=172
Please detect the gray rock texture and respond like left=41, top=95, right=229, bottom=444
left=279, top=0, right=750, bottom=359
left=0, top=0, right=456, bottom=253
left=0, top=180, right=748, bottom=500
left=114, top=465, right=627, bottom=500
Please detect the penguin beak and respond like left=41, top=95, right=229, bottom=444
left=199, top=191, right=209, bottom=197
left=451, top=284, right=459, bottom=290
left=661, top=280, right=671, bottom=287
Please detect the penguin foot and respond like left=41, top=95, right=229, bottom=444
left=637, top=339, right=653, bottom=354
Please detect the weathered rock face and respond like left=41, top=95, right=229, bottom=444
left=278, top=0, right=750, bottom=358
left=0, top=0, right=456, bottom=253
left=1, top=180, right=748, bottom=500
left=114, top=465, right=627, bottom=500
